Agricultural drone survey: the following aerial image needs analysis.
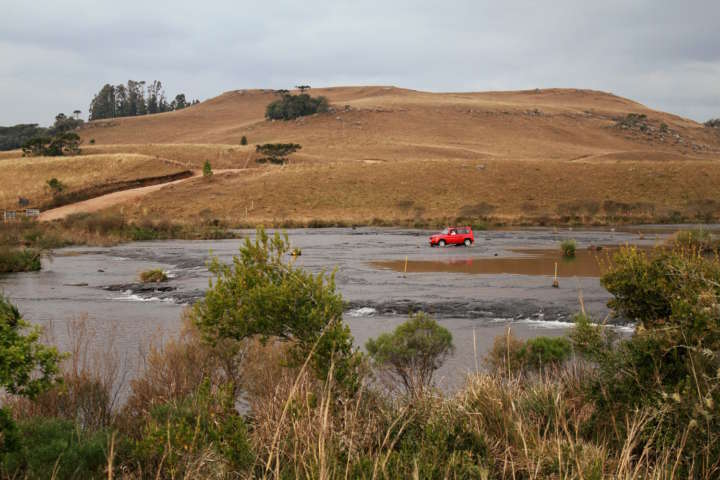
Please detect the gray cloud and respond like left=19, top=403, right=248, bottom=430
left=1, top=0, right=718, bottom=125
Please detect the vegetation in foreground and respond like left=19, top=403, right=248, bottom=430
left=0, top=229, right=719, bottom=478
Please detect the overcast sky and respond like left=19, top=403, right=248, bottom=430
left=1, top=0, right=718, bottom=125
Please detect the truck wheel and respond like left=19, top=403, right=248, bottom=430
left=439, top=240, right=446, bottom=247
left=464, top=239, right=472, bottom=247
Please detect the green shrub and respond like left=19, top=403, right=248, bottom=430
left=265, top=93, right=329, bottom=120
left=240, top=135, right=248, bottom=145
left=561, top=239, right=576, bottom=257
left=0, top=296, right=62, bottom=398
left=191, top=228, right=361, bottom=391
left=704, top=118, right=720, bottom=128
left=366, top=312, right=454, bottom=397
left=139, top=269, right=168, bottom=283
left=202, top=159, right=213, bottom=177
left=572, top=246, right=720, bottom=471
left=46, top=177, right=65, bottom=195
left=486, top=330, right=571, bottom=374
left=0, top=248, right=41, bottom=273
left=521, top=336, right=571, bottom=370
left=1, top=417, right=108, bottom=480
left=255, top=143, right=301, bottom=165
left=133, top=383, right=253, bottom=477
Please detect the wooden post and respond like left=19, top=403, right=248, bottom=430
left=552, top=262, right=559, bottom=288
left=404, top=256, right=408, bottom=274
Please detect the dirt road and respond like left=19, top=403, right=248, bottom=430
left=39, top=169, right=244, bottom=221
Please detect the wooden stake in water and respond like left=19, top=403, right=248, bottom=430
left=404, top=255, right=408, bottom=274
left=552, top=262, right=559, bottom=288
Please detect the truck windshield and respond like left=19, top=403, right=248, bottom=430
left=441, top=228, right=449, bottom=234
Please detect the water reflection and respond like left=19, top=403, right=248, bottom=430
left=372, top=247, right=629, bottom=278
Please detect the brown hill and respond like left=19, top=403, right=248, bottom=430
left=65, top=87, right=720, bottom=225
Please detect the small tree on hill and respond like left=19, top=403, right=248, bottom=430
left=295, top=85, right=311, bottom=93
left=203, top=160, right=213, bottom=178
left=366, top=312, right=454, bottom=397
left=240, top=135, right=248, bottom=145
left=46, top=178, right=65, bottom=195
left=255, top=143, right=301, bottom=165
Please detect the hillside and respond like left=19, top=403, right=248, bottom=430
left=52, top=87, right=720, bottom=225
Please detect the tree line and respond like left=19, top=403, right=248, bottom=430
left=88, top=80, right=198, bottom=120
left=0, top=113, right=84, bottom=154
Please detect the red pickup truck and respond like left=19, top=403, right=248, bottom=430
left=429, top=226, right=474, bottom=247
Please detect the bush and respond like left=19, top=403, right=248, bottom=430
left=573, top=246, right=720, bottom=471
left=485, top=330, right=571, bottom=374
left=191, top=228, right=361, bottom=391
left=240, top=135, right=247, bottom=145
left=139, top=269, right=168, bottom=283
left=704, top=118, right=720, bottom=128
left=1, top=417, right=109, bottom=479
left=521, top=336, right=572, bottom=370
left=265, top=93, right=329, bottom=120
left=561, top=239, right=576, bottom=257
left=0, top=248, right=42, bottom=273
left=46, top=177, right=65, bottom=195
left=366, top=312, right=454, bottom=397
left=0, top=296, right=62, bottom=398
left=202, top=159, right=212, bottom=177
left=255, top=143, right=301, bottom=165
left=133, top=382, right=253, bottom=477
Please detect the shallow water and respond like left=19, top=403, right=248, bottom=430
left=0, top=227, right=669, bottom=391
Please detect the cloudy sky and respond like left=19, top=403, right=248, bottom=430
left=1, top=0, right=718, bottom=125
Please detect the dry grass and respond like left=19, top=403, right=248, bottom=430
left=119, top=157, right=720, bottom=226
left=0, top=153, right=184, bottom=210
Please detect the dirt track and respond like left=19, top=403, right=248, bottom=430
left=39, top=169, right=244, bottom=221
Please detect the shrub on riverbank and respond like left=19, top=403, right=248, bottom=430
left=0, top=248, right=42, bottom=273
left=561, top=238, right=576, bottom=257
left=0, top=212, right=238, bottom=255
left=139, top=269, right=168, bottom=283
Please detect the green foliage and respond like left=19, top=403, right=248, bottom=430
left=561, top=239, right=576, bottom=257
left=192, top=228, right=360, bottom=390
left=0, top=296, right=62, bottom=398
left=0, top=408, right=19, bottom=457
left=255, top=143, right=301, bottom=165
left=705, top=118, right=720, bottom=129
left=240, top=135, right=248, bottom=145
left=370, top=401, right=489, bottom=479
left=486, top=330, right=571, bottom=374
left=0, top=124, right=46, bottom=151
left=572, top=246, right=720, bottom=470
left=133, top=382, right=253, bottom=477
left=521, top=336, right=572, bottom=370
left=202, top=159, right=213, bottom=177
left=366, top=313, right=454, bottom=396
left=139, top=269, right=168, bottom=283
left=23, top=132, right=81, bottom=157
left=46, top=177, right=65, bottom=194
left=265, top=93, right=329, bottom=120
left=1, top=417, right=108, bottom=480
left=0, top=248, right=42, bottom=273
left=89, top=81, right=190, bottom=120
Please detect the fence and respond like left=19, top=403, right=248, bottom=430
left=3, top=209, right=41, bottom=222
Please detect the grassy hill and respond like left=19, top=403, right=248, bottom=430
left=45, top=86, right=720, bottom=225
